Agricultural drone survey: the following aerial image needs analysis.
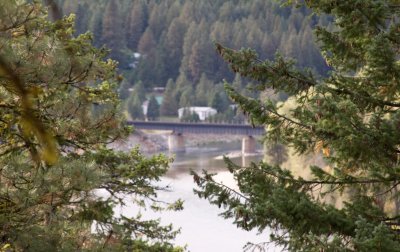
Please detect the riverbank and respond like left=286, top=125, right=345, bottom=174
left=214, top=151, right=262, bottom=160
left=109, top=130, right=250, bottom=153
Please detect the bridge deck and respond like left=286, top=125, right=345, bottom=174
left=128, top=121, right=265, bottom=136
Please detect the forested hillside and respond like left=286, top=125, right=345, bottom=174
left=60, top=0, right=330, bottom=92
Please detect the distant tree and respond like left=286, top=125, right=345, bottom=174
left=188, top=41, right=205, bottom=82
left=127, top=93, right=144, bottom=120
left=246, top=20, right=263, bottom=52
left=210, top=92, right=223, bottom=112
left=74, top=3, right=89, bottom=35
left=153, top=43, right=170, bottom=85
left=61, top=0, right=329, bottom=90
left=161, top=79, right=179, bottom=116
left=185, top=23, right=216, bottom=82
left=261, top=33, right=279, bottom=60
left=218, top=2, right=235, bottom=22
left=90, top=8, right=103, bottom=48
left=223, top=106, right=236, bottom=121
left=174, top=72, right=190, bottom=104
left=175, top=72, right=190, bottom=91
left=195, top=73, right=213, bottom=106
left=178, top=2, right=196, bottom=23
left=180, top=21, right=215, bottom=82
left=147, top=95, right=160, bottom=121
left=60, top=0, right=76, bottom=14
left=232, top=73, right=243, bottom=91
left=136, top=28, right=159, bottom=87
left=126, top=1, right=147, bottom=50
left=165, top=18, right=187, bottom=79
left=206, top=106, right=236, bottom=123
left=138, top=27, right=157, bottom=56
left=179, top=86, right=195, bottom=108
left=180, top=109, right=200, bottom=122
left=165, top=1, right=182, bottom=24
left=209, top=91, right=229, bottom=113
left=281, top=32, right=300, bottom=59
left=118, top=79, right=131, bottom=100
left=102, top=0, right=127, bottom=65
left=147, top=3, right=167, bottom=39
left=132, top=81, right=146, bottom=104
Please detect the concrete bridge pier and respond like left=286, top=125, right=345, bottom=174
left=242, top=136, right=256, bottom=154
left=168, top=133, right=186, bottom=153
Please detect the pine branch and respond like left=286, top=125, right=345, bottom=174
left=259, top=166, right=398, bottom=187
left=195, top=174, right=250, bottom=201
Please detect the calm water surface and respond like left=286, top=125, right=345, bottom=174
left=119, top=142, right=280, bottom=252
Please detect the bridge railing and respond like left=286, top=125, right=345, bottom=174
left=127, top=120, right=265, bottom=136
left=144, top=118, right=251, bottom=125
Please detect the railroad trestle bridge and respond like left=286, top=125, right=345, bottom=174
left=127, top=121, right=265, bottom=153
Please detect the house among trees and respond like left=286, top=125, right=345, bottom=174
left=178, top=107, right=217, bottom=121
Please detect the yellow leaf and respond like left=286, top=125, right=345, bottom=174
left=1, top=243, right=11, bottom=252
left=322, top=147, right=330, bottom=157
left=314, top=140, right=323, bottom=153
left=41, top=147, right=58, bottom=165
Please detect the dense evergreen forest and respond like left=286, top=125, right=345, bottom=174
left=59, top=0, right=330, bottom=117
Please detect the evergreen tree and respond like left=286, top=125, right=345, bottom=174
left=161, top=79, right=179, bottom=116
left=194, top=0, right=400, bottom=251
left=147, top=95, right=160, bottom=121
left=0, top=2, right=182, bottom=250
left=180, top=109, right=200, bottom=123
left=101, top=0, right=127, bottom=65
left=126, top=1, right=147, bottom=51
left=90, top=8, right=103, bottom=48
left=209, top=92, right=226, bottom=113
left=118, top=79, right=131, bottom=100
left=74, top=3, right=89, bottom=35
left=232, top=73, right=244, bottom=91
left=179, top=86, right=195, bottom=108
left=175, top=72, right=190, bottom=91
left=132, top=81, right=146, bottom=104
left=61, top=0, right=77, bottom=14
left=165, top=17, right=187, bottom=80
left=147, top=3, right=167, bottom=39
left=189, top=42, right=204, bottom=82
left=209, top=83, right=231, bottom=113
left=181, top=21, right=216, bottom=83
left=136, top=28, right=159, bottom=87
left=137, top=27, right=157, bottom=56
left=195, top=73, right=214, bottom=106
left=153, top=42, right=170, bottom=86
left=61, top=0, right=330, bottom=88
left=127, top=93, right=145, bottom=120
left=174, top=72, right=190, bottom=105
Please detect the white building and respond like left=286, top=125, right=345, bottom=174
left=142, top=100, right=149, bottom=116
left=178, top=107, right=217, bottom=121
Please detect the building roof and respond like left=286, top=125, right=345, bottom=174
left=178, top=106, right=216, bottom=112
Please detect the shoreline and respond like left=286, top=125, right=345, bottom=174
left=214, top=151, right=263, bottom=160
left=109, top=130, right=254, bottom=153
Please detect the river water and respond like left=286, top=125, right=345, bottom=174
left=117, top=142, right=281, bottom=252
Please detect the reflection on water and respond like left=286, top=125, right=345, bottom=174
left=139, top=142, right=280, bottom=252
left=116, top=141, right=280, bottom=251
left=166, top=142, right=260, bottom=178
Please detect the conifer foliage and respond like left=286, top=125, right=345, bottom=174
left=147, top=95, right=160, bottom=121
left=194, top=0, right=400, bottom=250
left=0, top=1, right=182, bottom=251
left=60, top=0, right=330, bottom=88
